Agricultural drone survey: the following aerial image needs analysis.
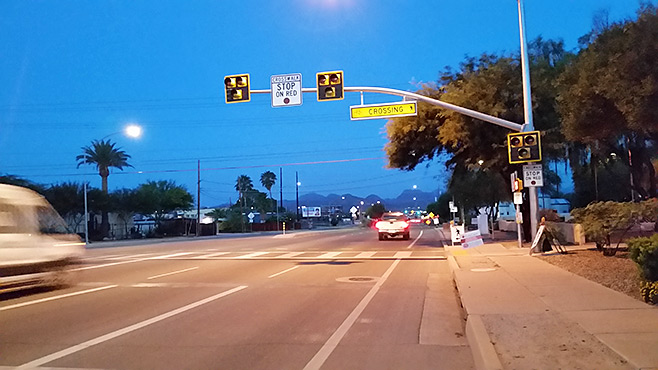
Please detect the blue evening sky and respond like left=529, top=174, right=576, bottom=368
left=0, top=0, right=641, bottom=206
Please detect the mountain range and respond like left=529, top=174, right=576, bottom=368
left=281, top=189, right=439, bottom=213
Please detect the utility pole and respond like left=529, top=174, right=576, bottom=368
left=295, top=171, right=300, bottom=221
left=83, top=182, right=89, bottom=245
left=278, top=167, right=282, bottom=231
left=197, top=160, right=201, bottom=237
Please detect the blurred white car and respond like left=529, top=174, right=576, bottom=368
left=375, top=212, right=411, bottom=240
left=0, top=184, right=85, bottom=293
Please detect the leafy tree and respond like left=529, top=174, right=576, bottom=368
left=133, top=180, right=193, bottom=220
left=0, top=175, right=44, bottom=193
left=43, top=182, right=85, bottom=231
left=218, top=208, right=245, bottom=233
left=76, top=139, right=132, bottom=237
left=448, top=167, right=507, bottom=222
left=385, top=39, right=569, bottom=240
left=112, top=188, right=137, bottom=238
left=86, top=188, right=112, bottom=240
left=386, top=39, right=569, bottom=175
left=557, top=5, right=658, bottom=199
left=365, top=203, right=386, bottom=219
left=207, top=208, right=229, bottom=221
left=426, top=201, right=441, bottom=218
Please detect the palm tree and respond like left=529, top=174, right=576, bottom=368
left=76, top=139, right=132, bottom=193
left=235, top=175, right=253, bottom=232
left=260, top=171, right=277, bottom=198
left=235, top=175, right=253, bottom=205
left=76, top=139, right=132, bottom=238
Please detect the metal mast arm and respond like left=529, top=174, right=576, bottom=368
left=251, top=86, right=524, bottom=132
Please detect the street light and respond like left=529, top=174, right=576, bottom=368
left=101, top=124, right=143, bottom=141
left=124, top=124, right=142, bottom=139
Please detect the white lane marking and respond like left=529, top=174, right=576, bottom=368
left=0, top=285, right=118, bottom=312
left=147, top=267, right=199, bottom=280
left=112, top=253, right=156, bottom=259
left=267, top=265, right=300, bottom=278
left=233, top=251, right=269, bottom=259
left=393, top=251, right=412, bottom=258
left=193, top=251, right=230, bottom=259
left=73, top=252, right=194, bottom=271
left=16, top=285, right=248, bottom=369
left=151, top=252, right=194, bottom=259
left=87, top=253, right=122, bottom=259
left=72, top=258, right=151, bottom=271
left=276, top=252, right=305, bottom=259
left=317, top=251, right=341, bottom=259
left=354, top=251, right=376, bottom=258
left=303, top=259, right=402, bottom=370
left=406, top=230, right=424, bottom=249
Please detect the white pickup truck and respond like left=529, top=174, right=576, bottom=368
left=375, top=212, right=411, bottom=240
left=0, top=184, right=85, bottom=293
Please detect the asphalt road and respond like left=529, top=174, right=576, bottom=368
left=1, top=225, right=474, bottom=370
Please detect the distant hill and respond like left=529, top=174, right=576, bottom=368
left=282, top=190, right=438, bottom=212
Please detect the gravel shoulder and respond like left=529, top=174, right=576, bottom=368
left=536, top=246, right=644, bottom=301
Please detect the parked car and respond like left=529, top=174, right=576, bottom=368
left=0, top=184, right=85, bottom=293
left=375, top=212, right=411, bottom=240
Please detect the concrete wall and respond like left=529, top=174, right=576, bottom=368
left=545, top=222, right=585, bottom=245
left=497, top=220, right=585, bottom=245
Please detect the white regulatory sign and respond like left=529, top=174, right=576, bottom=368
left=271, top=73, right=302, bottom=107
left=523, top=164, right=543, bottom=187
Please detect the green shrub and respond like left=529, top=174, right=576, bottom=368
left=628, top=234, right=658, bottom=282
left=640, top=281, right=658, bottom=305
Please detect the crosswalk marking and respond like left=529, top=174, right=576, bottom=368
left=394, top=251, right=412, bottom=259
left=193, top=251, right=230, bottom=259
left=354, top=251, right=376, bottom=258
left=317, top=251, right=342, bottom=258
left=276, top=252, right=305, bottom=259
left=151, top=252, right=194, bottom=259
left=233, top=251, right=269, bottom=259
left=85, top=251, right=446, bottom=265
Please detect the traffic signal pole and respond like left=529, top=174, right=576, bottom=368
left=251, top=86, right=524, bottom=132
left=517, top=0, right=539, bottom=241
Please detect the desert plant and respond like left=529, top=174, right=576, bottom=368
left=640, top=281, right=658, bottom=305
left=628, top=234, right=658, bottom=282
left=571, top=199, right=658, bottom=255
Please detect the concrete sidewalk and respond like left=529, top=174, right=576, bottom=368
left=446, top=242, right=658, bottom=370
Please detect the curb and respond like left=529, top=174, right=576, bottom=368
left=447, top=253, right=504, bottom=370
left=466, top=315, right=504, bottom=370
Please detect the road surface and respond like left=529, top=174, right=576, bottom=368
left=1, top=225, right=474, bottom=369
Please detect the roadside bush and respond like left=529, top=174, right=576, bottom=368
left=628, top=234, right=658, bottom=282
left=641, top=281, right=658, bottom=304
left=572, top=199, right=658, bottom=255
left=218, top=209, right=246, bottom=233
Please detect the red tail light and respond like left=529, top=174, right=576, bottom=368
left=402, top=221, right=410, bottom=229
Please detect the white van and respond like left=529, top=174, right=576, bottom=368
left=0, top=184, right=85, bottom=293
